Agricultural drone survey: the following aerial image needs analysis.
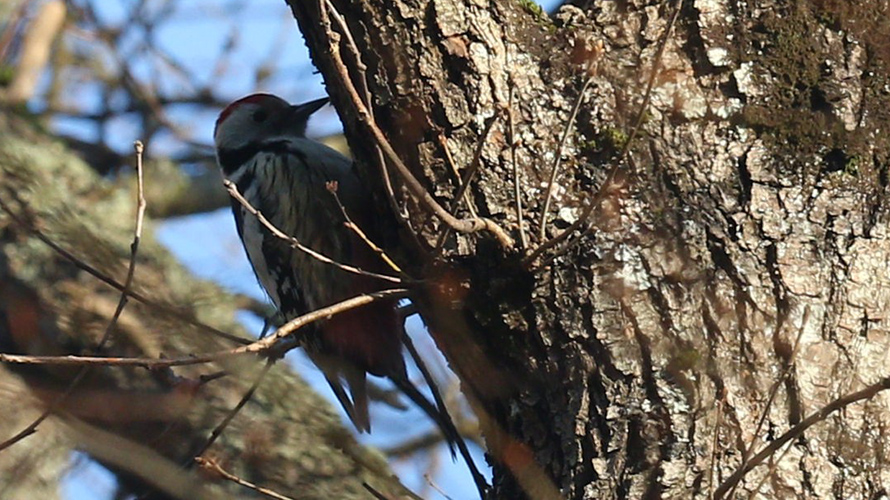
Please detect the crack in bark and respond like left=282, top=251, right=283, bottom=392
left=618, top=300, right=672, bottom=496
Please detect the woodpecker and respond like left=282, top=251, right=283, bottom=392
left=212, top=95, right=486, bottom=491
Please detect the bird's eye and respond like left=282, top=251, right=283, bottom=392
left=252, top=110, right=269, bottom=122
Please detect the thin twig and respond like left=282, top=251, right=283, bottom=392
left=199, top=371, right=228, bottom=385
left=713, top=375, right=890, bottom=499
left=195, top=457, right=295, bottom=500
left=224, top=179, right=403, bottom=284
left=400, top=332, right=449, bottom=432
left=746, top=439, right=795, bottom=500
left=322, top=0, right=426, bottom=254
left=362, top=483, right=392, bottom=500
left=439, top=134, right=479, bottom=219
left=445, top=112, right=501, bottom=223
left=318, top=0, right=513, bottom=250
left=0, top=196, right=252, bottom=346
left=423, top=473, right=455, bottom=500
left=384, top=430, right=445, bottom=458
left=434, top=112, right=501, bottom=253
left=707, top=395, right=724, bottom=500
left=0, top=289, right=410, bottom=368
left=362, top=479, right=424, bottom=500
left=193, top=359, right=273, bottom=459
left=537, top=72, right=595, bottom=241
left=724, top=307, right=810, bottom=499
left=522, top=0, right=683, bottom=267
left=326, top=181, right=402, bottom=273
left=401, top=329, right=488, bottom=498
left=0, top=141, right=147, bottom=452
left=97, top=139, right=147, bottom=347
left=0, top=351, right=219, bottom=368
left=508, top=84, right=528, bottom=249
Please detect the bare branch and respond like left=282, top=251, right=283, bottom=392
left=434, top=112, right=501, bottom=254
left=326, top=181, right=402, bottom=274
left=195, top=457, right=296, bottom=500
left=0, top=289, right=410, bottom=368
left=725, top=307, right=811, bottom=499
left=714, top=375, right=890, bottom=499
left=537, top=71, right=595, bottom=241
left=62, top=418, right=220, bottom=500
left=439, top=133, right=479, bottom=220
left=508, top=84, right=528, bottom=249
left=192, top=360, right=273, bottom=459
left=384, top=431, right=445, bottom=458
left=98, top=139, right=146, bottom=347
left=363, top=482, right=401, bottom=500
left=707, top=393, right=725, bottom=500
left=4, top=1, right=67, bottom=104
left=321, top=0, right=414, bottom=249
left=423, top=473, right=455, bottom=500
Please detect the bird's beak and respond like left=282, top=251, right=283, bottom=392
left=289, top=97, right=329, bottom=122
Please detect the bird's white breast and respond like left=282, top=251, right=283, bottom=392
left=237, top=152, right=287, bottom=309
left=225, top=139, right=359, bottom=317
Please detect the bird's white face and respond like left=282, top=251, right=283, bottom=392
left=213, top=94, right=329, bottom=152
left=213, top=93, right=294, bottom=151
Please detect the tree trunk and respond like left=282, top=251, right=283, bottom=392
left=287, top=0, right=890, bottom=498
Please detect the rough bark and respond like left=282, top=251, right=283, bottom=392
left=0, top=113, right=412, bottom=498
left=287, top=0, right=890, bottom=498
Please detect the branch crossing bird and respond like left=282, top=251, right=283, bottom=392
left=213, top=93, right=487, bottom=495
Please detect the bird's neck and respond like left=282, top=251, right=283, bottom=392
left=217, top=136, right=303, bottom=177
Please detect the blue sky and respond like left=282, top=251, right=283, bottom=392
left=49, top=0, right=559, bottom=498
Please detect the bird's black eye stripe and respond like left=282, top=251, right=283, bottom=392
left=252, top=109, right=268, bottom=122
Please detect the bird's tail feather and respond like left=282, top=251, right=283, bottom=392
left=345, top=369, right=370, bottom=432
left=311, top=353, right=371, bottom=433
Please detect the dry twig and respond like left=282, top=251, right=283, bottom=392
left=0, top=289, right=410, bottom=369
left=723, top=307, right=810, bottom=499
left=747, top=439, right=795, bottom=500
left=362, top=482, right=393, bottom=500
left=195, top=456, right=296, bottom=500
left=321, top=0, right=428, bottom=254
left=0, top=195, right=252, bottom=346
left=318, top=0, right=513, bottom=250
left=224, top=179, right=403, bottom=284
left=707, top=394, right=724, bottom=500
left=537, top=71, right=595, bottom=241
left=713, top=375, right=890, bottom=499
left=508, top=84, right=528, bottom=249
left=439, top=133, right=479, bottom=220
left=192, top=360, right=274, bottom=459
left=434, top=112, right=501, bottom=253
left=424, top=473, right=455, bottom=500
left=326, top=181, right=402, bottom=274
